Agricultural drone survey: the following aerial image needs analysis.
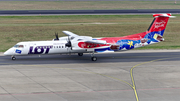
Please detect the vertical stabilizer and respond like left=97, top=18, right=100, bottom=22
left=147, top=13, right=173, bottom=37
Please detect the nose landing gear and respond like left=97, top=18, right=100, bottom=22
left=11, top=56, right=16, bottom=60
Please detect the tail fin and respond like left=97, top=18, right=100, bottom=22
left=147, top=13, right=174, bottom=37
left=145, top=13, right=175, bottom=41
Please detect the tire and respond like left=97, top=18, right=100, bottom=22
left=91, top=57, right=97, bottom=61
left=12, top=57, right=16, bottom=60
left=78, top=53, right=83, bottom=56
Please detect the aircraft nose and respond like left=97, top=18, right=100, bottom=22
left=4, top=48, right=14, bottom=56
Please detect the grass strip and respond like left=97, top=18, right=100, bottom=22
left=0, top=14, right=180, bottom=52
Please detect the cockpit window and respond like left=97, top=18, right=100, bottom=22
left=13, top=45, right=18, bottom=48
left=13, top=45, right=24, bottom=48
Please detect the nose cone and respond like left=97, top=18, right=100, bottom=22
left=4, top=48, right=14, bottom=56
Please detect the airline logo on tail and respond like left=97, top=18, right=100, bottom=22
left=148, top=13, right=173, bottom=33
left=154, top=21, right=166, bottom=29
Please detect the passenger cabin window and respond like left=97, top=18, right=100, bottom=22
left=13, top=45, right=24, bottom=48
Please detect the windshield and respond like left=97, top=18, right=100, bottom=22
left=13, top=45, right=24, bottom=48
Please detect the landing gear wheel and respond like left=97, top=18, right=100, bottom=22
left=11, top=56, right=16, bottom=60
left=91, top=57, right=97, bottom=61
left=78, top=53, right=83, bottom=56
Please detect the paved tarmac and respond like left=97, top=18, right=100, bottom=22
left=0, top=50, right=180, bottom=101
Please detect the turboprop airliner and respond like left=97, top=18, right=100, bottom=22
left=4, top=13, right=174, bottom=61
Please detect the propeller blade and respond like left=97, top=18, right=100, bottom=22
left=54, top=32, right=59, bottom=40
left=65, top=35, right=73, bottom=50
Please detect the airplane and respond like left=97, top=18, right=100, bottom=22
left=4, top=13, right=175, bottom=61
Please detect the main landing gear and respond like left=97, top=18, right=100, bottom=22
left=11, top=56, right=16, bottom=60
left=91, top=57, right=97, bottom=61
left=91, top=52, right=97, bottom=61
left=78, top=52, right=97, bottom=61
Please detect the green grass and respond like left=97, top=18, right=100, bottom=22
left=0, top=1, right=180, bottom=10
left=0, top=14, right=180, bottom=52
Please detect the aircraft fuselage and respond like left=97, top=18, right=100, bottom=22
left=4, top=40, right=87, bottom=56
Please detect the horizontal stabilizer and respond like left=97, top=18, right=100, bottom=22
left=153, top=13, right=175, bottom=18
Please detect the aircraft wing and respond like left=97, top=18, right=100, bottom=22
left=62, top=31, right=79, bottom=37
left=85, top=40, right=107, bottom=44
left=62, top=31, right=108, bottom=50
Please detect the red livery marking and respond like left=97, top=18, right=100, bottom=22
left=149, top=17, right=169, bottom=32
left=98, top=32, right=147, bottom=44
left=78, top=42, right=109, bottom=48
left=110, top=45, right=120, bottom=50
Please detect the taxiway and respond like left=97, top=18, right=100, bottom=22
left=0, top=50, right=180, bottom=101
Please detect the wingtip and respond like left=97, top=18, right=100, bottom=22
left=62, top=31, right=69, bottom=33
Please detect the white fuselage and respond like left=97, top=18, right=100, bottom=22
left=4, top=40, right=87, bottom=56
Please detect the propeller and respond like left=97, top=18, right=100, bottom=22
left=65, top=36, right=73, bottom=55
left=54, top=32, right=59, bottom=40
left=65, top=36, right=72, bottom=48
